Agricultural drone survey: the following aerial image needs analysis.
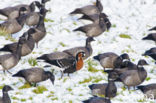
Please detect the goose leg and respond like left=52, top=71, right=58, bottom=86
left=7, top=70, right=12, bottom=74
left=61, top=71, right=64, bottom=79
left=33, top=83, right=37, bottom=87
left=36, top=42, right=38, bottom=48
left=3, top=70, right=5, bottom=74
left=67, top=73, right=70, bottom=77
left=103, top=68, right=105, bottom=71
left=127, top=86, right=130, bottom=90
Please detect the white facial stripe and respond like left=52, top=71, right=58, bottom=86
left=123, top=59, right=130, bottom=62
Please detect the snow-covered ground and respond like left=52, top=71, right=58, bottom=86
left=0, top=0, right=156, bottom=103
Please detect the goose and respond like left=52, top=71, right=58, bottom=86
left=70, top=0, right=103, bottom=15
left=0, top=28, right=36, bottom=56
left=93, top=52, right=130, bottom=70
left=142, top=33, right=156, bottom=43
left=40, top=52, right=85, bottom=78
left=0, top=1, right=40, bottom=20
left=137, top=83, right=156, bottom=99
left=13, top=67, right=55, bottom=86
left=25, top=0, right=50, bottom=26
left=0, top=85, right=13, bottom=103
left=115, top=60, right=148, bottom=90
left=105, top=59, right=148, bottom=80
left=0, top=7, right=27, bottom=35
left=63, top=37, right=95, bottom=60
left=0, top=35, right=26, bottom=74
left=83, top=97, right=111, bottom=103
left=73, top=13, right=110, bottom=37
left=37, top=51, right=71, bottom=61
left=89, top=79, right=117, bottom=98
left=31, top=7, right=48, bottom=47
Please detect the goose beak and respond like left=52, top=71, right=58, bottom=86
left=50, top=76, right=55, bottom=85
left=9, top=87, right=14, bottom=91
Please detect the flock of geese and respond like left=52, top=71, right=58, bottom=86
left=0, top=0, right=156, bottom=103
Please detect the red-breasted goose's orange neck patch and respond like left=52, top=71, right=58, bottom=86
left=76, top=54, right=84, bottom=71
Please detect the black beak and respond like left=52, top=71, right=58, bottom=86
left=50, top=76, right=55, bottom=85
left=9, top=87, right=14, bottom=91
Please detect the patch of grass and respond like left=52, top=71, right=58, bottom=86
left=15, top=92, right=22, bottom=95
left=126, top=27, right=129, bottom=30
left=79, top=76, right=105, bottom=84
left=79, top=94, right=83, bottom=96
left=137, top=98, right=146, bottom=102
left=28, top=57, right=38, bottom=66
left=112, top=24, right=116, bottom=28
left=79, top=77, right=92, bottom=84
left=150, top=69, right=154, bottom=73
left=146, top=77, right=151, bottom=81
left=121, top=49, right=135, bottom=53
left=59, top=42, right=67, bottom=47
left=87, top=59, right=99, bottom=73
left=47, top=91, right=55, bottom=98
left=32, top=86, right=48, bottom=94
left=63, top=28, right=70, bottom=33
left=21, top=98, right=26, bottom=102
left=0, top=85, right=4, bottom=89
left=119, top=34, right=131, bottom=39
left=122, top=86, right=126, bottom=91
left=73, top=22, right=77, bottom=25
left=67, top=87, right=72, bottom=92
left=69, top=100, right=73, bottom=103
left=44, top=18, right=54, bottom=23
left=0, top=28, right=16, bottom=42
left=47, top=94, right=54, bottom=98
left=53, top=48, right=58, bottom=52
left=18, top=83, right=31, bottom=89
left=92, top=77, right=105, bottom=83
left=12, top=97, right=19, bottom=100
left=63, top=77, right=68, bottom=83
left=29, top=97, right=33, bottom=100
left=51, top=97, right=58, bottom=101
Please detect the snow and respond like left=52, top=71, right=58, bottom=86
left=0, top=0, right=156, bottom=103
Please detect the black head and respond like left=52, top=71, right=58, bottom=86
left=96, top=0, right=103, bottom=12
left=93, top=55, right=100, bottom=61
left=86, top=37, right=95, bottom=42
left=40, top=7, right=48, bottom=16
left=121, top=60, right=131, bottom=68
left=137, top=85, right=144, bottom=92
left=34, top=1, right=42, bottom=9
left=101, top=13, right=108, bottom=18
left=42, top=0, right=50, bottom=4
left=2, top=85, right=13, bottom=92
left=105, top=18, right=111, bottom=30
left=98, top=13, right=106, bottom=28
left=45, top=71, right=55, bottom=85
left=142, top=34, right=153, bottom=40
left=138, top=59, right=148, bottom=66
left=108, top=71, right=119, bottom=81
left=28, top=28, right=36, bottom=36
left=149, top=26, right=156, bottom=31
left=29, top=1, right=36, bottom=12
left=120, top=53, right=130, bottom=61
left=99, top=13, right=105, bottom=21
left=18, top=36, right=26, bottom=44
left=142, top=48, right=156, bottom=56
left=114, top=56, right=122, bottom=68
left=21, top=32, right=28, bottom=40
left=19, top=7, right=27, bottom=16
left=76, top=52, right=85, bottom=61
